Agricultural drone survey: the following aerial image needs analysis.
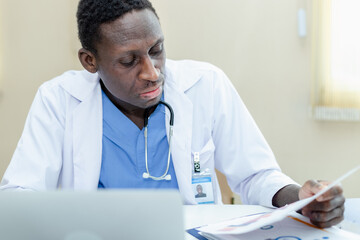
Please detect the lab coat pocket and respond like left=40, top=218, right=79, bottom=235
left=192, top=138, right=216, bottom=169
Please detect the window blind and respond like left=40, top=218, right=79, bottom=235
left=312, top=0, right=360, bottom=121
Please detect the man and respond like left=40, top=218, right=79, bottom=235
left=0, top=0, right=344, bottom=228
left=195, top=185, right=207, bottom=198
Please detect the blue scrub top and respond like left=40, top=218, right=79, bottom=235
left=98, top=90, right=179, bottom=189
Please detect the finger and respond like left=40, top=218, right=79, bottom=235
left=302, top=195, right=345, bottom=212
left=302, top=203, right=345, bottom=221
left=310, top=214, right=344, bottom=229
left=300, top=180, right=343, bottom=202
left=316, top=185, right=343, bottom=202
left=299, top=180, right=325, bottom=199
left=318, top=180, right=331, bottom=185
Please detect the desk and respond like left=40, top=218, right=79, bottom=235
left=184, top=199, right=360, bottom=240
left=342, top=198, right=360, bottom=234
left=184, top=205, right=270, bottom=240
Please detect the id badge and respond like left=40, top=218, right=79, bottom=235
left=192, top=152, right=215, bottom=204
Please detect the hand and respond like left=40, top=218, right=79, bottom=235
left=299, top=180, right=345, bottom=228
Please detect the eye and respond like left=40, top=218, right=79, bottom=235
left=149, top=43, right=163, bottom=56
left=119, top=55, right=138, bottom=67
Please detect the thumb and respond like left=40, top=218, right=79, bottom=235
left=299, top=180, right=327, bottom=201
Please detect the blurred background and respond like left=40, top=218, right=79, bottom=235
left=0, top=0, right=359, bottom=202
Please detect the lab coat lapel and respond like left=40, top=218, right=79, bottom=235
left=164, top=62, right=199, bottom=204
left=72, top=82, right=103, bottom=190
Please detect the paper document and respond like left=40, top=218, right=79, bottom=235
left=194, top=213, right=360, bottom=240
left=190, top=165, right=360, bottom=239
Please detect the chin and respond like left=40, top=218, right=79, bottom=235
left=144, top=96, right=162, bottom=108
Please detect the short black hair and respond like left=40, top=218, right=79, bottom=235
left=77, top=0, right=158, bottom=55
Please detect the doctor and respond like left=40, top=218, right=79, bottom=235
left=0, top=0, right=344, bottom=228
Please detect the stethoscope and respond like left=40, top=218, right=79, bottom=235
left=142, top=100, right=174, bottom=181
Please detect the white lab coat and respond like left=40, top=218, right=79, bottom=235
left=0, top=59, right=297, bottom=206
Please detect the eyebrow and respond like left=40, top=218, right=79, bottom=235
left=151, top=37, right=165, bottom=47
left=119, top=36, right=164, bottom=54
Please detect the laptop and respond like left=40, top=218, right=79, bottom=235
left=0, top=190, right=184, bottom=240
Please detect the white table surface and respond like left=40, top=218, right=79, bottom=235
left=183, top=198, right=360, bottom=240
left=344, top=198, right=360, bottom=222
left=342, top=198, right=360, bottom=234
left=184, top=204, right=273, bottom=240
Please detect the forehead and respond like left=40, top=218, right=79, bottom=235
left=98, top=9, right=163, bottom=49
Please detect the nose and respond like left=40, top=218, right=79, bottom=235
left=139, top=56, right=160, bottom=81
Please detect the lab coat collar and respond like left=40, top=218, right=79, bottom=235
left=59, top=60, right=201, bottom=102
left=165, top=59, right=202, bottom=93
left=60, top=70, right=99, bottom=102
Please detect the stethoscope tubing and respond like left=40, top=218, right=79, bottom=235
left=143, top=100, right=174, bottom=181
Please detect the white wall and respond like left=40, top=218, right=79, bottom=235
left=0, top=0, right=359, bottom=198
left=0, top=0, right=82, bottom=173
left=151, top=0, right=360, bottom=198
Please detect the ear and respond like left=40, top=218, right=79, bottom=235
left=78, top=48, right=98, bottom=73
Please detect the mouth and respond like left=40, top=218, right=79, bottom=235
left=140, top=85, right=162, bottom=99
